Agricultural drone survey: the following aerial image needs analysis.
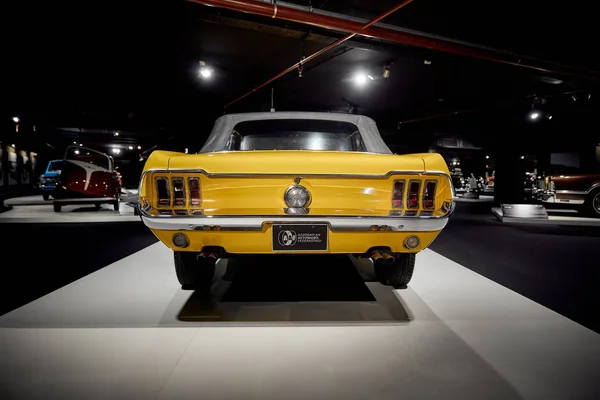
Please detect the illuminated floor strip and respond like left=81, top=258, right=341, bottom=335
left=0, top=244, right=598, bottom=399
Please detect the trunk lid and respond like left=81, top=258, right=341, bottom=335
left=168, top=151, right=424, bottom=175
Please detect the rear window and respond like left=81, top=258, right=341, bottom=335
left=65, top=147, right=111, bottom=170
left=225, top=119, right=366, bottom=152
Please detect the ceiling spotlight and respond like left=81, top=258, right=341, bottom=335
left=572, top=95, right=578, bottom=101
left=114, top=131, right=119, bottom=136
left=199, top=67, right=212, bottom=79
left=11, top=144, right=15, bottom=147
left=128, top=145, right=134, bottom=150
left=538, top=76, right=563, bottom=85
left=198, top=60, right=212, bottom=79
left=521, top=156, right=525, bottom=159
left=73, top=141, right=77, bottom=144
left=12, top=116, right=19, bottom=123
left=354, top=72, right=368, bottom=86
left=383, top=63, right=391, bottom=78
left=588, top=93, right=592, bottom=100
left=112, top=148, right=121, bottom=154
left=74, top=150, right=80, bottom=155
left=137, top=145, right=142, bottom=150
left=530, top=112, right=540, bottom=120
left=79, top=143, right=83, bottom=146
left=424, top=60, right=432, bottom=65
left=548, top=114, right=553, bottom=120
left=486, top=155, right=490, bottom=159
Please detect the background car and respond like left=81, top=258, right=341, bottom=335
left=52, top=145, right=122, bottom=212
left=138, top=112, right=455, bottom=290
left=38, top=159, right=63, bottom=200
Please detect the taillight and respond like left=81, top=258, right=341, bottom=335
left=423, top=181, right=436, bottom=209
left=392, top=180, right=405, bottom=208
left=188, top=177, right=201, bottom=206
left=407, top=181, right=421, bottom=209
left=156, top=177, right=170, bottom=207
left=172, top=177, right=185, bottom=207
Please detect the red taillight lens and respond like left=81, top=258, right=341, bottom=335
left=188, top=177, right=201, bottom=206
left=392, top=180, right=405, bottom=208
left=172, top=177, right=185, bottom=207
left=408, top=181, right=421, bottom=208
left=156, top=177, right=170, bottom=207
left=423, top=181, right=436, bottom=209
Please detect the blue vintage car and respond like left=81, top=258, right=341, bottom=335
left=39, top=160, right=64, bottom=200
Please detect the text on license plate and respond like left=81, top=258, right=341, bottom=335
left=272, top=224, right=328, bottom=251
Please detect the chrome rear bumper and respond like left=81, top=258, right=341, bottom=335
left=142, top=210, right=453, bottom=232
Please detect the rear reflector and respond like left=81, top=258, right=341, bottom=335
left=156, top=177, right=170, bottom=207
left=392, top=180, right=405, bottom=208
left=404, top=235, right=420, bottom=249
left=188, top=177, right=201, bottom=206
left=423, top=181, right=436, bottom=209
left=408, top=181, right=421, bottom=208
left=172, top=177, right=185, bottom=206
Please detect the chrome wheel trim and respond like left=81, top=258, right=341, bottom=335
left=594, top=192, right=600, bottom=214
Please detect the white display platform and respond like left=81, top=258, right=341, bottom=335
left=0, top=194, right=140, bottom=223
left=453, top=194, right=495, bottom=203
left=1, top=244, right=599, bottom=399
left=492, top=207, right=600, bottom=226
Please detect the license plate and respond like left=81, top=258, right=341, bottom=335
left=272, top=224, right=328, bottom=251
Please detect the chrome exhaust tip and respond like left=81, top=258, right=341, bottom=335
left=381, top=252, right=395, bottom=264
left=199, top=251, right=210, bottom=258
left=371, top=250, right=385, bottom=264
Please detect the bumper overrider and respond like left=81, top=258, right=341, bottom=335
left=141, top=206, right=455, bottom=254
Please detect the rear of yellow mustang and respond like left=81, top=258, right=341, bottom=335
left=138, top=114, right=454, bottom=289
left=139, top=150, right=453, bottom=288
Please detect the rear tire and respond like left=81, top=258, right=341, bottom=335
left=375, top=253, right=416, bottom=289
left=42, top=193, right=50, bottom=201
left=174, top=251, right=216, bottom=289
left=53, top=203, right=62, bottom=212
left=583, top=189, right=600, bottom=218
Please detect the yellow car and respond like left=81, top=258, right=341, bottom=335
left=138, top=112, right=454, bottom=289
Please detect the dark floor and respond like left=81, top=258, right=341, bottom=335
left=0, top=223, right=158, bottom=317
left=1, top=205, right=599, bottom=333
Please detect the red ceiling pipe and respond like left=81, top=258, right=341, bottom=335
left=189, top=0, right=600, bottom=83
left=187, top=0, right=398, bottom=36
left=215, top=0, right=414, bottom=109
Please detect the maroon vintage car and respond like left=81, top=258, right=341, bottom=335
left=542, top=173, right=600, bottom=217
left=52, top=145, right=122, bottom=212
